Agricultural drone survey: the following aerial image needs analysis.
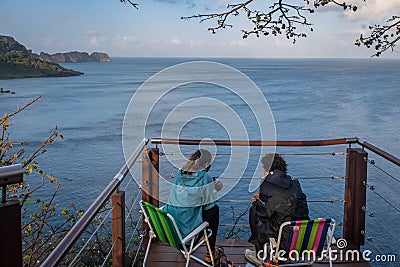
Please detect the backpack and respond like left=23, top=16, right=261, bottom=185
left=215, top=247, right=235, bottom=267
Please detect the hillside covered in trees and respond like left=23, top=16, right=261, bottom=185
left=0, top=35, right=83, bottom=78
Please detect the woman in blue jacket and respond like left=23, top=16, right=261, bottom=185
left=165, top=149, right=222, bottom=263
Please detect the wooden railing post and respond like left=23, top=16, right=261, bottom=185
left=344, top=148, right=368, bottom=249
left=112, top=190, right=125, bottom=267
left=141, top=147, right=159, bottom=252
left=141, top=148, right=159, bottom=208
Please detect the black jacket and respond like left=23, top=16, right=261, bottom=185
left=249, top=170, right=309, bottom=251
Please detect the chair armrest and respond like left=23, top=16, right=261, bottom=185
left=182, top=221, right=210, bottom=243
left=269, top=238, right=277, bottom=249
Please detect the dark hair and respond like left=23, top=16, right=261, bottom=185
left=261, top=153, right=287, bottom=173
left=181, top=149, right=212, bottom=174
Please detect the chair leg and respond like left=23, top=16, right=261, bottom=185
left=185, top=238, right=195, bottom=267
left=329, top=249, right=333, bottom=267
left=203, top=229, right=214, bottom=266
left=143, top=236, right=153, bottom=267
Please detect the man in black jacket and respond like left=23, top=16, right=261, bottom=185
left=245, top=153, right=309, bottom=266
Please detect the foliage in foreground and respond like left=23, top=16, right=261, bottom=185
left=0, top=96, right=83, bottom=266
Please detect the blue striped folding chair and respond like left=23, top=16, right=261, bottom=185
left=140, top=200, right=214, bottom=267
left=268, top=218, right=336, bottom=267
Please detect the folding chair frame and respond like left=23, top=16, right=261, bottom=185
left=269, top=218, right=336, bottom=267
left=140, top=201, right=215, bottom=267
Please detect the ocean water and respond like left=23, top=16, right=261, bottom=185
left=1, top=58, right=399, bottom=265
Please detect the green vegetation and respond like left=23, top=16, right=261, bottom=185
left=0, top=35, right=83, bottom=78
left=1, top=97, right=84, bottom=266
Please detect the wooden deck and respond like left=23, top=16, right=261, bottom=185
left=145, top=239, right=372, bottom=267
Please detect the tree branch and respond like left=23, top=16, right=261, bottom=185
left=356, top=16, right=400, bottom=57
left=120, top=0, right=139, bottom=9
left=182, top=1, right=359, bottom=44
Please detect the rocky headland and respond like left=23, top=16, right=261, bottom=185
left=0, top=35, right=112, bottom=79
left=39, top=51, right=111, bottom=63
left=0, top=35, right=84, bottom=78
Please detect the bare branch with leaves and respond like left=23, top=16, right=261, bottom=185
left=356, top=15, right=400, bottom=57
left=119, top=0, right=139, bottom=9
left=182, top=0, right=359, bottom=43
left=1, top=97, right=82, bottom=267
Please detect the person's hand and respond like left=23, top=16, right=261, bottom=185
left=214, top=180, right=223, bottom=192
left=251, top=193, right=259, bottom=202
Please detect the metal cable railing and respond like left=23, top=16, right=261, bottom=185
left=68, top=204, right=115, bottom=266
left=37, top=137, right=399, bottom=266
left=361, top=155, right=400, bottom=266
left=159, top=151, right=347, bottom=157
left=368, top=159, right=400, bottom=184
left=41, top=138, right=147, bottom=267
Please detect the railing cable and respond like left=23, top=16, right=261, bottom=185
left=217, top=199, right=344, bottom=203
left=101, top=237, right=118, bottom=267
left=132, top=232, right=145, bottom=267
left=363, top=207, right=400, bottom=243
left=368, top=159, right=400, bottom=184
left=365, top=236, right=397, bottom=267
left=125, top=215, right=143, bottom=253
left=68, top=205, right=115, bottom=267
left=159, top=151, right=346, bottom=157
left=122, top=165, right=141, bottom=192
left=162, top=174, right=346, bottom=180
left=365, top=183, right=400, bottom=213
left=125, top=190, right=141, bottom=223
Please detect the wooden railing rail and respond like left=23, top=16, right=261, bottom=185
left=357, top=139, right=400, bottom=167
left=151, top=137, right=351, bottom=147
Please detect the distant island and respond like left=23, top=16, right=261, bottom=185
left=39, top=51, right=111, bottom=63
left=0, top=35, right=111, bottom=79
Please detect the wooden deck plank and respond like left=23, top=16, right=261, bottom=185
left=145, top=239, right=372, bottom=267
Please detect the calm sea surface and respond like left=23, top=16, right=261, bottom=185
left=1, top=58, right=399, bottom=265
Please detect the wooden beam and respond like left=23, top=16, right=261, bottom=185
left=0, top=197, right=22, bottom=267
left=112, top=191, right=125, bottom=267
left=344, top=148, right=367, bottom=249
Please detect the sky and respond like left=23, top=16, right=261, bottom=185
left=1, top=0, right=400, bottom=58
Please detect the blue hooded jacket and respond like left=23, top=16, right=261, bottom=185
left=165, top=169, right=216, bottom=238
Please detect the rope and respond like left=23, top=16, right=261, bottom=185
left=365, top=183, right=400, bottom=213
left=368, top=159, right=400, bottom=184
left=68, top=204, right=115, bottom=267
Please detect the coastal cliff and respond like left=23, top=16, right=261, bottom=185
left=0, top=35, right=83, bottom=78
left=39, top=51, right=111, bottom=63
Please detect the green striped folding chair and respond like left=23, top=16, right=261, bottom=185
left=140, top=200, right=214, bottom=267
left=268, top=218, right=336, bottom=267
